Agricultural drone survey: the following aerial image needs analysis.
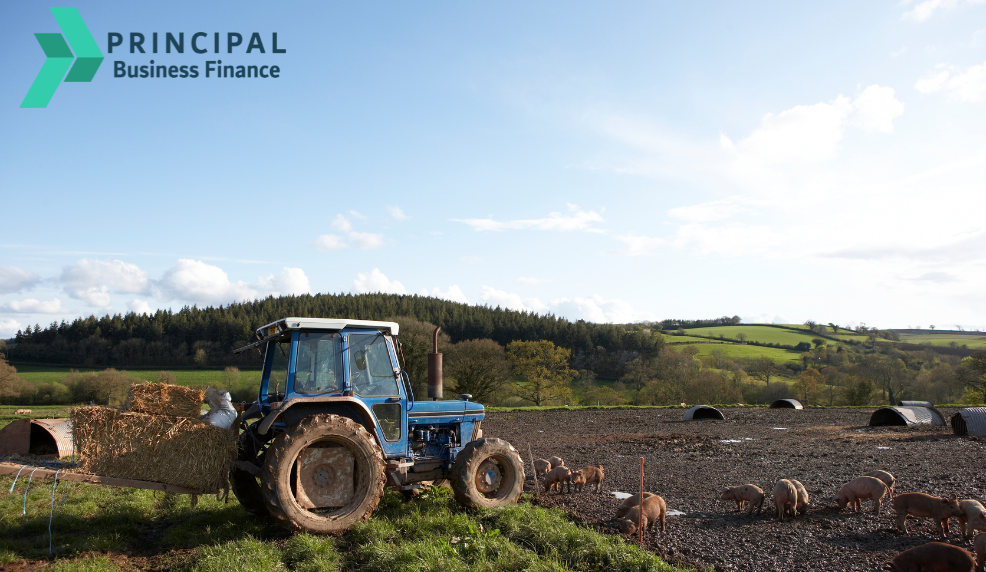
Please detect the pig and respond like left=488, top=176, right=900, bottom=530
left=887, top=541, right=975, bottom=572
left=834, top=476, right=887, bottom=515
left=579, top=465, right=604, bottom=493
left=720, top=485, right=764, bottom=515
left=615, top=492, right=656, bottom=519
left=544, top=466, right=573, bottom=493
left=772, top=479, right=798, bottom=521
left=14, top=409, right=31, bottom=415
left=547, top=456, right=565, bottom=469
left=533, top=458, right=551, bottom=477
left=894, top=492, right=964, bottom=536
left=955, top=500, right=986, bottom=539
left=616, top=494, right=667, bottom=535
left=790, top=479, right=809, bottom=516
left=569, top=470, right=586, bottom=492
left=862, top=469, right=895, bottom=498
left=975, top=533, right=986, bottom=572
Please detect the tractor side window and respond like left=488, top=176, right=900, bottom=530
left=349, top=334, right=399, bottom=397
left=372, top=403, right=402, bottom=442
left=294, top=332, right=343, bottom=394
left=266, top=336, right=291, bottom=400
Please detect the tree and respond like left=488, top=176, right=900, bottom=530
left=620, top=358, right=653, bottom=392
left=843, top=376, right=874, bottom=406
left=829, top=323, right=838, bottom=333
left=961, top=351, right=986, bottom=404
left=507, top=340, right=574, bottom=406
left=811, top=338, right=825, bottom=348
left=793, top=368, right=821, bottom=406
left=0, top=356, right=20, bottom=399
left=804, top=320, right=817, bottom=333
left=746, top=356, right=777, bottom=387
left=737, top=333, right=747, bottom=342
left=388, top=316, right=450, bottom=399
left=446, top=338, right=511, bottom=404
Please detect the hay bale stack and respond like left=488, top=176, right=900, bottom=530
left=71, top=406, right=235, bottom=492
left=124, top=382, right=204, bottom=418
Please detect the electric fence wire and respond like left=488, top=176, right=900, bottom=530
left=23, top=466, right=40, bottom=515
left=8, top=464, right=28, bottom=492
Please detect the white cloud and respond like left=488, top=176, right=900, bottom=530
left=610, top=234, right=666, bottom=256
left=915, top=62, right=986, bottom=102
left=348, top=210, right=367, bottom=220
left=348, top=231, right=385, bottom=250
left=419, top=285, right=469, bottom=304
left=740, top=313, right=792, bottom=325
left=353, top=269, right=407, bottom=294
left=551, top=295, right=657, bottom=324
left=128, top=299, right=154, bottom=315
left=0, top=318, right=23, bottom=338
left=158, top=260, right=310, bottom=305
left=668, top=197, right=758, bottom=222
left=480, top=286, right=548, bottom=313
left=332, top=214, right=353, bottom=233
left=902, top=0, right=985, bottom=21
left=59, top=259, right=151, bottom=306
left=1, top=298, right=69, bottom=314
left=313, top=234, right=348, bottom=251
left=517, top=277, right=549, bottom=285
left=455, top=204, right=604, bottom=232
left=0, top=266, right=41, bottom=294
left=387, top=206, right=410, bottom=220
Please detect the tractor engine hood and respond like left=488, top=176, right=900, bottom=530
left=408, top=399, right=484, bottom=423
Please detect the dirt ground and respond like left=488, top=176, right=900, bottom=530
left=484, top=407, right=986, bottom=571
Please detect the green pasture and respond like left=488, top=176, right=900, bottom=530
left=689, top=342, right=802, bottom=364
left=681, top=325, right=825, bottom=346
left=663, top=335, right=719, bottom=344
left=897, top=333, right=986, bottom=349
left=14, top=367, right=263, bottom=389
left=0, top=477, right=686, bottom=572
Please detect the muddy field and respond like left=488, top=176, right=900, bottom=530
left=484, top=407, right=986, bottom=571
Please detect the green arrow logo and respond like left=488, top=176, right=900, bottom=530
left=21, top=8, right=103, bottom=108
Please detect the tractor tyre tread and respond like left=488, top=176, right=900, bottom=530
left=451, top=437, right=525, bottom=508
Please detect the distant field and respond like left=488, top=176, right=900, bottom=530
left=663, top=335, right=718, bottom=343
left=682, top=325, right=827, bottom=347
left=14, top=366, right=262, bottom=389
left=689, top=342, right=802, bottom=364
left=898, top=333, right=986, bottom=349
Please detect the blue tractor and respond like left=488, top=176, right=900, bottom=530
left=230, top=317, right=525, bottom=533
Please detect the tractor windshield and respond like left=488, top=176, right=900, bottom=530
left=348, top=333, right=399, bottom=397
left=294, top=332, right=344, bottom=394
left=266, top=334, right=291, bottom=401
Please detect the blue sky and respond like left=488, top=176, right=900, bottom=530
left=1, top=0, right=985, bottom=336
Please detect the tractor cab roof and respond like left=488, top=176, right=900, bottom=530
left=233, top=317, right=399, bottom=354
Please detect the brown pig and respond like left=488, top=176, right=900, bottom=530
left=887, top=541, right=975, bottom=572
left=975, top=533, right=986, bottom=572
left=533, top=458, right=551, bottom=477
left=772, top=479, right=798, bottom=521
left=790, top=479, right=809, bottom=516
left=862, top=469, right=895, bottom=497
left=720, top=485, right=764, bottom=515
left=955, top=499, right=986, bottom=539
left=578, top=465, right=604, bottom=493
left=614, top=492, right=656, bottom=519
left=894, top=492, right=964, bottom=536
left=547, top=456, right=565, bottom=469
left=617, top=495, right=667, bottom=535
left=544, top=466, right=573, bottom=493
left=569, top=470, right=586, bottom=492
left=834, top=476, right=887, bottom=515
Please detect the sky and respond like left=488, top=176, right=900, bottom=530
left=1, top=0, right=985, bottom=337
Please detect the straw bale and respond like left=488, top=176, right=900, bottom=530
left=71, top=406, right=235, bottom=492
left=124, top=382, right=204, bottom=418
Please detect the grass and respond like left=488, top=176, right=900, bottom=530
left=14, top=367, right=263, bottom=389
left=897, top=333, right=986, bottom=349
left=0, top=476, right=689, bottom=572
left=688, top=342, right=802, bottom=364
left=681, top=325, right=826, bottom=347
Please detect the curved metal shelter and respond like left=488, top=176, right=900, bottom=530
left=683, top=405, right=725, bottom=421
left=951, top=407, right=986, bottom=436
left=869, top=406, right=945, bottom=427
left=0, top=418, right=74, bottom=458
left=898, top=400, right=934, bottom=408
left=769, top=399, right=803, bottom=409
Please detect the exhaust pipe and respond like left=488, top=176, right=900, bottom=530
left=427, top=326, right=443, bottom=400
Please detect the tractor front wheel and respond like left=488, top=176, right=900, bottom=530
left=451, top=438, right=525, bottom=508
left=260, top=414, right=385, bottom=534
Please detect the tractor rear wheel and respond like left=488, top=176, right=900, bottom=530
left=230, top=427, right=272, bottom=517
left=260, top=413, right=385, bottom=534
left=451, top=438, right=525, bottom=508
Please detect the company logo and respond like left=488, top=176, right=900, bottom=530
left=21, top=7, right=103, bottom=108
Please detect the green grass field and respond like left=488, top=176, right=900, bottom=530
left=663, top=335, right=719, bottom=344
left=14, top=367, right=263, bottom=389
left=0, top=478, right=686, bottom=572
left=689, top=342, right=802, bottom=364
left=897, top=333, right=986, bottom=349
left=681, top=325, right=825, bottom=347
